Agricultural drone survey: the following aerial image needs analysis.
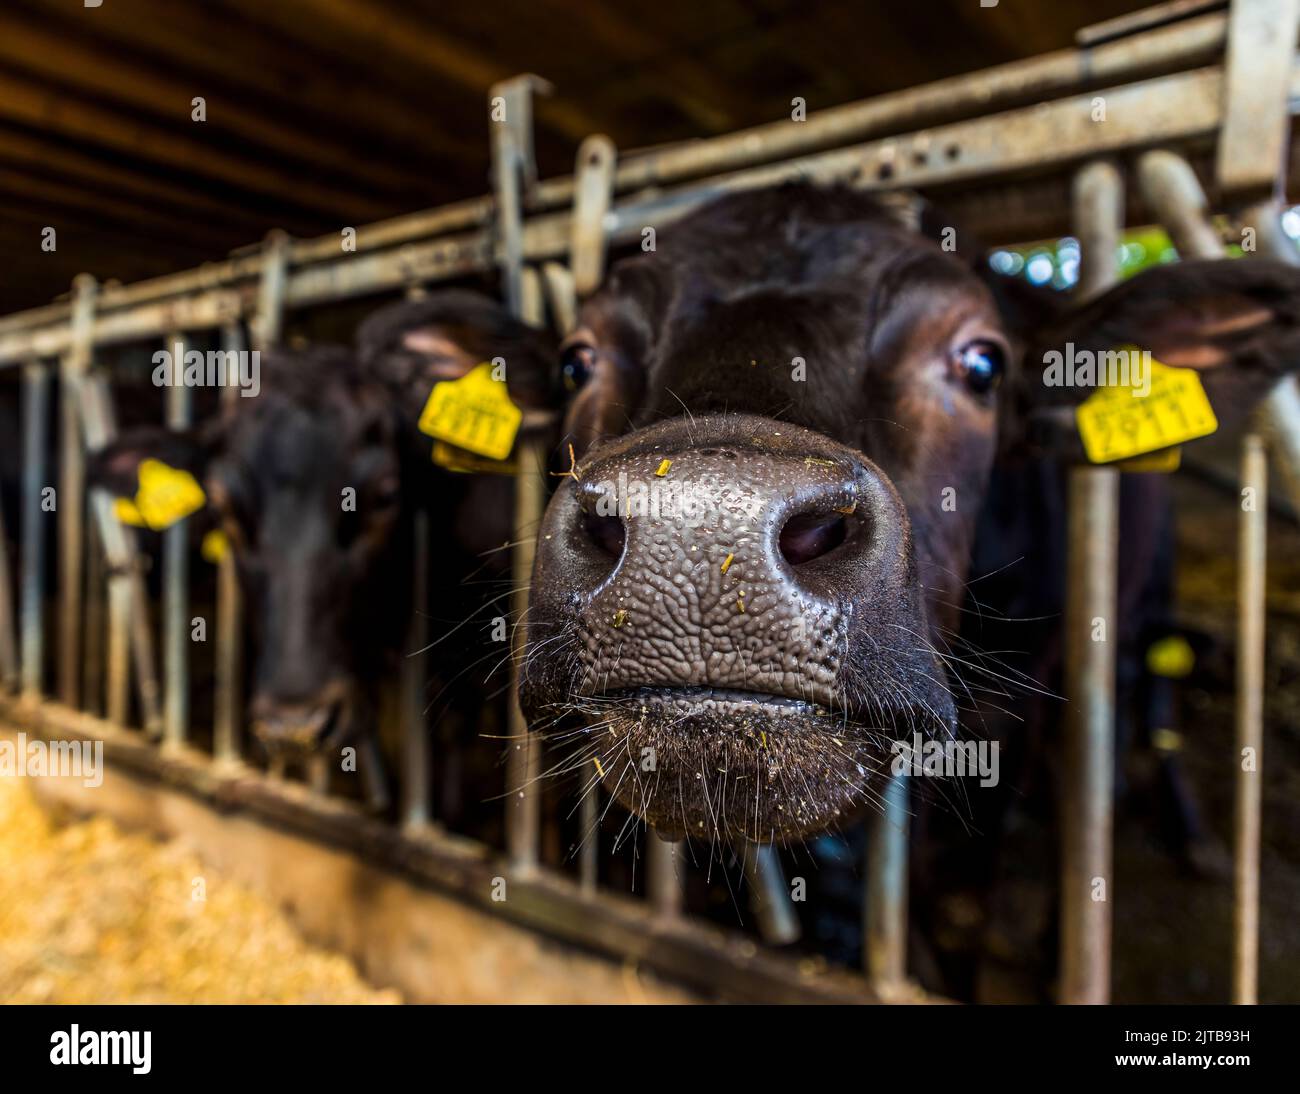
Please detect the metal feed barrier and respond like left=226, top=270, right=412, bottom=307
left=0, top=0, right=1295, bottom=1003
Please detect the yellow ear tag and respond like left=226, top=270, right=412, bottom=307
left=1146, top=634, right=1195, bottom=679
left=417, top=362, right=522, bottom=461
left=431, top=441, right=517, bottom=475
left=132, top=458, right=206, bottom=530
left=200, top=529, right=229, bottom=564
left=1076, top=353, right=1217, bottom=464
left=1115, top=447, right=1182, bottom=473
left=113, top=497, right=148, bottom=527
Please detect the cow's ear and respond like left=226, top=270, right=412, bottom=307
left=356, top=289, right=558, bottom=418
left=89, top=426, right=214, bottom=500
left=994, top=259, right=1300, bottom=457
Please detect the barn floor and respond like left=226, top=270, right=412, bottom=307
left=0, top=769, right=399, bottom=1004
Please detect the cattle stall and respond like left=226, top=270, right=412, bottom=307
left=0, top=0, right=1297, bottom=1006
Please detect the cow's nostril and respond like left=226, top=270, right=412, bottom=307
left=582, top=509, right=626, bottom=559
left=779, top=510, right=848, bottom=566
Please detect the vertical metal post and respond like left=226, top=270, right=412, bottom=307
left=1235, top=433, right=1267, bottom=1004
left=494, top=78, right=547, bottom=872
left=865, top=771, right=910, bottom=987
left=0, top=492, right=18, bottom=691
left=161, top=332, right=191, bottom=749
left=560, top=144, right=614, bottom=886
left=81, top=509, right=104, bottom=715
left=214, top=320, right=246, bottom=764
left=745, top=844, right=801, bottom=945
left=647, top=835, right=682, bottom=919
left=570, top=135, right=617, bottom=298
left=252, top=230, right=291, bottom=352
left=80, top=370, right=162, bottom=732
left=505, top=268, right=547, bottom=872
left=250, top=245, right=282, bottom=763
left=58, top=275, right=96, bottom=709
left=400, top=508, right=431, bottom=828
left=20, top=362, right=50, bottom=699
left=489, top=75, right=551, bottom=317
left=1058, top=160, right=1124, bottom=1005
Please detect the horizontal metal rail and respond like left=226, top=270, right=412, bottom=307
left=3, top=16, right=1298, bottom=365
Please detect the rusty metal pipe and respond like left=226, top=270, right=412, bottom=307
left=745, top=844, right=801, bottom=946
left=865, top=772, right=910, bottom=988
left=161, top=332, right=191, bottom=749
left=57, top=277, right=97, bottom=708
left=214, top=321, right=245, bottom=764
left=0, top=484, right=18, bottom=691
left=647, top=836, right=683, bottom=919
left=1058, top=160, right=1124, bottom=1005
left=400, top=508, right=431, bottom=829
left=19, top=362, right=49, bottom=699
left=1234, top=433, right=1268, bottom=1004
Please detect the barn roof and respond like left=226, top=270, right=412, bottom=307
left=0, top=0, right=1161, bottom=315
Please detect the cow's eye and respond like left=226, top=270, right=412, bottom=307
left=560, top=343, right=596, bottom=393
left=953, top=340, right=1005, bottom=396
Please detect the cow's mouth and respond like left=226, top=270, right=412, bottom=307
left=573, top=683, right=902, bottom=844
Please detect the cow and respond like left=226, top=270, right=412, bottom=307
left=89, top=291, right=555, bottom=807
left=482, top=181, right=1300, bottom=863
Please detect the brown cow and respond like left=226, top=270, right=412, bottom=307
left=492, top=182, right=1300, bottom=848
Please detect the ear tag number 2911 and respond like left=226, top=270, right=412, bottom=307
left=1075, top=356, right=1218, bottom=465
left=418, top=362, right=522, bottom=462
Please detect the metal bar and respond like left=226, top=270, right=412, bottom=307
left=81, top=505, right=104, bottom=715
left=16, top=51, right=1300, bottom=368
left=1058, top=160, right=1125, bottom=1006
left=1235, top=432, right=1268, bottom=1004
left=1216, top=0, right=1300, bottom=202
left=213, top=321, right=245, bottom=764
left=579, top=790, right=599, bottom=894
left=1059, top=468, right=1120, bottom=1004
left=647, top=836, right=683, bottom=919
left=744, top=844, right=801, bottom=946
left=253, top=231, right=290, bottom=351
left=57, top=276, right=96, bottom=708
left=498, top=80, right=547, bottom=872
left=490, top=77, right=550, bottom=316
left=570, top=135, right=617, bottom=298
left=865, top=772, right=910, bottom=989
left=505, top=439, right=545, bottom=872
left=80, top=371, right=162, bottom=733
left=400, top=508, right=431, bottom=829
left=0, top=6, right=1240, bottom=355
left=0, top=489, right=18, bottom=691
left=161, top=332, right=192, bottom=749
left=19, top=362, right=49, bottom=699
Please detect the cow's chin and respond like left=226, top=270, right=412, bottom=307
left=578, top=686, right=902, bottom=844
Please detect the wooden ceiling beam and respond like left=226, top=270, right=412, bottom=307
left=228, top=0, right=600, bottom=144
left=10, top=0, right=487, bottom=174
left=0, top=123, right=300, bottom=234
left=0, top=166, right=245, bottom=253
left=0, top=11, right=427, bottom=199
left=0, top=66, right=393, bottom=221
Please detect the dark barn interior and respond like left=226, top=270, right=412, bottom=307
left=0, top=0, right=1162, bottom=315
left=0, top=0, right=1298, bottom=1022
